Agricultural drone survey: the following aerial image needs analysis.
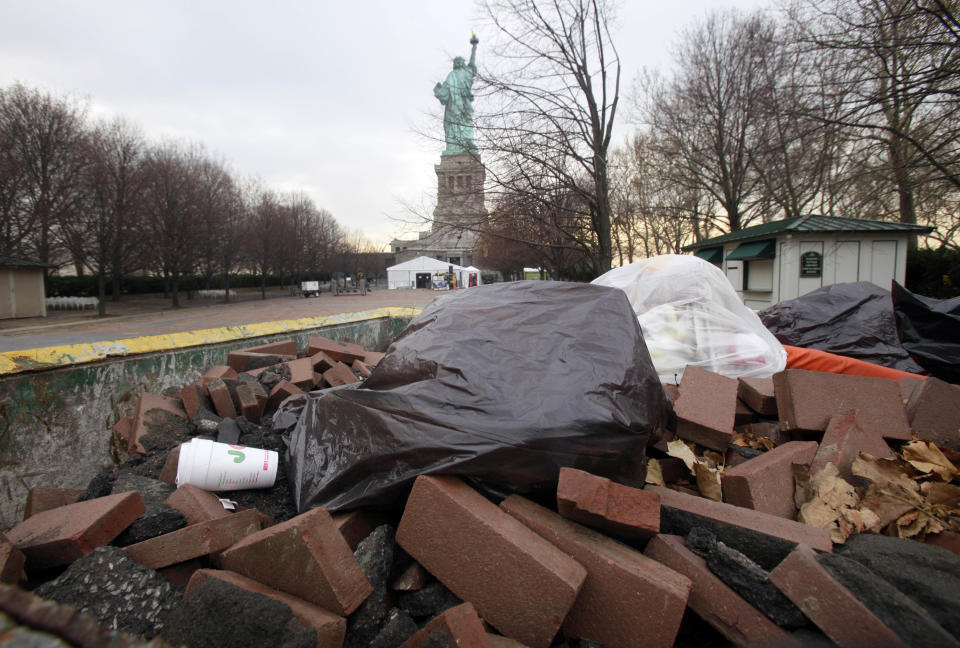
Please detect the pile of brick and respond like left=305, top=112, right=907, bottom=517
left=2, top=333, right=960, bottom=647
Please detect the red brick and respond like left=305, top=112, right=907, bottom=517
left=112, top=415, right=133, bottom=446
left=23, top=487, right=84, bottom=520
left=904, top=377, right=960, bottom=451
left=922, top=530, right=960, bottom=557
left=206, top=378, right=237, bottom=419
left=809, top=410, right=895, bottom=481
left=235, top=383, right=262, bottom=423
left=331, top=509, right=384, bottom=551
left=721, top=441, right=819, bottom=519
left=179, top=383, right=208, bottom=419
left=773, top=369, right=911, bottom=440
left=130, top=392, right=187, bottom=454
left=363, top=350, right=386, bottom=367
left=246, top=339, right=298, bottom=356
left=392, top=561, right=431, bottom=591
left=156, top=558, right=203, bottom=587
left=167, top=483, right=232, bottom=525
left=227, top=350, right=296, bottom=372
left=735, top=399, right=757, bottom=424
left=0, top=533, right=25, bottom=584
left=737, top=377, right=778, bottom=416
left=123, top=508, right=261, bottom=570
left=285, top=357, right=318, bottom=390
left=644, top=534, right=798, bottom=648
left=307, top=335, right=366, bottom=364
left=899, top=376, right=925, bottom=404
left=352, top=359, right=373, bottom=377
left=250, top=381, right=268, bottom=409
left=674, top=365, right=738, bottom=451
left=158, top=445, right=181, bottom=485
left=769, top=544, right=908, bottom=648
left=219, top=506, right=371, bottom=616
left=267, top=380, right=305, bottom=411
left=487, top=635, right=529, bottom=648
left=323, top=361, right=361, bottom=387
left=556, top=467, right=659, bottom=541
left=400, top=602, right=493, bottom=648
left=202, top=364, right=238, bottom=384
left=502, top=495, right=689, bottom=648
left=187, top=569, right=346, bottom=647
left=6, top=492, right=145, bottom=569
left=309, top=350, right=337, bottom=373
left=396, top=475, right=586, bottom=648
left=647, top=485, right=833, bottom=555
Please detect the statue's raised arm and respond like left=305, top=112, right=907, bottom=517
left=435, top=34, right=479, bottom=156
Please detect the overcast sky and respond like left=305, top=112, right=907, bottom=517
left=0, top=0, right=767, bottom=247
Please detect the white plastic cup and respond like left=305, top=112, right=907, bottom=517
left=176, top=438, right=278, bottom=491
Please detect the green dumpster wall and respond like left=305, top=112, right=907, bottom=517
left=0, top=314, right=412, bottom=529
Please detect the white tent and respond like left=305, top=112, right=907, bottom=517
left=387, top=256, right=463, bottom=290
left=460, top=266, right=482, bottom=288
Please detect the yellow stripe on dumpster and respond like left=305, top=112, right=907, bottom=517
left=0, top=307, right=421, bottom=376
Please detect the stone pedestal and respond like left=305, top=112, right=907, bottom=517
left=433, top=153, right=486, bottom=231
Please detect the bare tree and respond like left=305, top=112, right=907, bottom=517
left=0, top=83, right=88, bottom=271
left=476, top=0, right=621, bottom=274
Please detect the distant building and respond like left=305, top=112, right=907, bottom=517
left=0, top=256, right=47, bottom=319
left=683, top=215, right=932, bottom=309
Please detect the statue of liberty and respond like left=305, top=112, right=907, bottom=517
left=434, top=34, right=479, bottom=155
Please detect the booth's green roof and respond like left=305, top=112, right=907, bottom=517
left=683, top=215, right=932, bottom=250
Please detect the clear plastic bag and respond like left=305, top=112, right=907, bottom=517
left=592, top=254, right=786, bottom=382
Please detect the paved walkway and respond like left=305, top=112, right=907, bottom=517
left=0, top=287, right=438, bottom=353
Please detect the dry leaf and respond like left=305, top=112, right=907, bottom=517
left=666, top=439, right=698, bottom=476
left=860, top=484, right=918, bottom=529
left=731, top=433, right=752, bottom=447
left=756, top=437, right=776, bottom=452
left=896, top=510, right=945, bottom=539
left=703, top=450, right=725, bottom=468
left=922, top=482, right=960, bottom=508
left=796, top=463, right=863, bottom=543
left=852, top=454, right=923, bottom=503
left=645, top=458, right=666, bottom=487
left=794, top=463, right=813, bottom=509
left=902, top=440, right=959, bottom=482
left=694, top=461, right=723, bottom=502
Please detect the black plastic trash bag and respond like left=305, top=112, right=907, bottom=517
left=277, top=281, right=671, bottom=513
left=758, top=282, right=925, bottom=374
left=892, top=281, right=960, bottom=384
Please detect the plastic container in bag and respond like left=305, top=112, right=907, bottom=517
left=592, top=255, right=786, bottom=382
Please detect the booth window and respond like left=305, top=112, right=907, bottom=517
left=726, top=239, right=775, bottom=292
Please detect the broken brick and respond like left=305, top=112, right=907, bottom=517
left=227, top=351, right=295, bottom=372
left=353, top=359, right=373, bottom=378
left=392, top=561, right=431, bottom=591
left=332, top=509, right=384, bottom=551
left=323, top=361, right=361, bottom=387
left=644, top=534, right=797, bottom=647
left=112, top=415, right=133, bottom=446
left=309, top=350, right=337, bottom=373
left=187, top=569, right=346, bottom=647
left=904, top=377, right=960, bottom=452
left=399, top=602, right=492, bottom=648
left=396, top=475, right=586, bottom=648
left=23, top=487, right=85, bottom=520
left=157, top=445, right=181, bottom=485
left=647, top=485, right=832, bottom=569
left=266, top=380, right=305, bottom=412
left=0, top=533, right=25, bottom=584
left=219, top=506, right=372, bottom=616
left=556, top=467, right=660, bottom=542
left=769, top=544, right=908, bottom=648
left=735, top=399, right=757, bottom=425
left=6, top=492, right=145, bottom=569
left=123, top=508, right=261, bottom=570
left=674, top=365, right=738, bottom=452
left=129, top=393, right=187, bottom=454
left=156, top=558, right=204, bottom=587
left=202, top=364, right=238, bottom=384
left=363, top=350, right=386, bottom=367
left=167, top=483, right=232, bottom=525
left=206, top=378, right=237, bottom=419
left=307, top=335, right=366, bottom=364
left=773, top=369, right=911, bottom=440
left=737, top=377, right=778, bottom=416
left=285, top=356, right=318, bottom=390
left=502, top=495, right=690, bottom=648
left=808, top=410, right=895, bottom=482
left=721, top=441, right=819, bottom=519
left=235, top=382, right=262, bottom=423
left=179, top=383, right=210, bottom=420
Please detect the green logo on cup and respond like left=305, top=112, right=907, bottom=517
left=227, top=450, right=246, bottom=464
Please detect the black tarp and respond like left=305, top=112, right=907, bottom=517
left=758, top=282, right=926, bottom=374
left=892, top=281, right=960, bottom=384
left=276, top=281, right=671, bottom=513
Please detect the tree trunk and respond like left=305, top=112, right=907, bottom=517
left=97, top=273, right=106, bottom=317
